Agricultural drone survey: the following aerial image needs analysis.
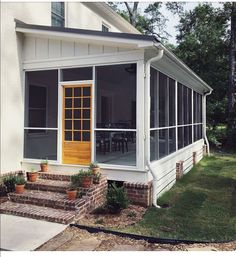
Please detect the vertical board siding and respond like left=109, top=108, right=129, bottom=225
left=49, top=39, right=61, bottom=58
left=74, top=42, right=89, bottom=56
left=35, top=38, right=48, bottom=59
left=23, top=36, right=134, bottom=62
left=23, top=37, right=36, bottom=60
left=88, top=44, right=103, bottom=55
left=103, top=46, right=118, bottom=53
left=61, top=41, right=74, bottom=57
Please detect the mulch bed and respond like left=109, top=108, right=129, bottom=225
left=75, top=204, right=147, bottom=228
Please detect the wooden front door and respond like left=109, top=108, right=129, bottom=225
left=62, top=84, right=92, bottom=165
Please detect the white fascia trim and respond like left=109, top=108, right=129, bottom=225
left=157, top=44, right=213, bottom=92
left=16, top=27, right=152, bottom=48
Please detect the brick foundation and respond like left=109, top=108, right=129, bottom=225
left=176, top=160, right=184, bottom=180
left=193, top=151, right=197, bottom=165
left=124, top=181, right=153, bottom=207
left=203, top=144, right=208, bottom=156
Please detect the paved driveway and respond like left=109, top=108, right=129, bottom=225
left=0, top=214, right=67, bottom=251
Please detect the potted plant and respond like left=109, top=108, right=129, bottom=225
left=15, top=176, right=26, bottom=194
left=89, top=162, right=100, bottom=175
left=26, top=169, right=38, bottom=182
left=81, top=169, right=93, bottom=188
left=40, top=159, right=48, bottom=172
left=66, top=186, right=77, bottom=200
left=93, top=172, right=101, bottom=184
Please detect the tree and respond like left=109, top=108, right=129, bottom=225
left=108, top=2, right=185, bottom=41
left=174, top=4, right=230, bottom=129
left=226, top=2, right=236, bottom=149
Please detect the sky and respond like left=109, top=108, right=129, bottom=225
left=130, top=2, right=224, bottom=45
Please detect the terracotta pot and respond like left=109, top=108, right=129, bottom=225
left=66, top=189, right=77, bottom=200
left=82, top=176, right=93, bottom=188
left=92, top=167, right=100, bottom=175
left=15, top=184, right=25, bottom=194
left=40, top=164, right=48, bottom=172
left=27, top=172, right=38, bottom=182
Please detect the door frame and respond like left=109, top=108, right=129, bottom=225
left=58, top=80, right=94, bottom=165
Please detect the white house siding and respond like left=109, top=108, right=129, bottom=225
left=66, top=2, right=120, bottom=33
left=0, top=3, right=51, bottom=173
left=0, top=2, right=134, bottom=173
left=148, top=139, right=204, bottom=198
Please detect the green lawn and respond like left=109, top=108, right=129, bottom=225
left=121, top=154, right=236, bottom=241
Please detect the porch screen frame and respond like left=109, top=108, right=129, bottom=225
left=23, top=61, right=142, bottom=170
left=93, top=62, right=139, bottom=169
left=149, top=65, right=204, bottom=163
left=23, top=69, right=59, bottom=162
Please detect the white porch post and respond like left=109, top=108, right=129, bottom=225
left=136, top=59, right=145, bottom=170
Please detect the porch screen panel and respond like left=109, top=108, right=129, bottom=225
left=177, top=83, right=194, bottom=149
left=193, top=92, right=203, bottom=142
left=95, top=63, right=137, bottom=166
left=24, top=70, right=58, bottom=160
left=150, top=68, right=176, bottom=162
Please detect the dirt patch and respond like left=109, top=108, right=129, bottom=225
left=37, top=226, right=236, bottom=251
left=75, top=204, right=147, bottom=229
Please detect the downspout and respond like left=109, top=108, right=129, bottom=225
left=203, top=90, right=213, bottom=156
left=144, top=47, right=164, bottom=208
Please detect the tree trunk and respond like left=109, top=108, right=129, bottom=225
left=226, top=2, right=236, bottom=149
left=124, top=2, right=139, bottom=27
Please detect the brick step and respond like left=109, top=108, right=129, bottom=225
left=25, top=179, right=70, bottom=193
left=9, top=190, right=86, bottom=211
left=38, top=172, right=74, bottom=181
left=0, top=201, right=75, bottom=224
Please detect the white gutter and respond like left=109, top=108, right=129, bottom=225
left=203, top=90, right=213, bottom=156
left=144, top=47, right=164, bottom=208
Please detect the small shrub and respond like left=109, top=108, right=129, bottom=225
left=3, top=175, right=17, bottom=192
left=106, top=183, right=129, bottom=214
left=92, top=206, right=107, bottom=214
left=127, top=210, right=137, bottom=218
left=94, top=218, right=104, bottom=225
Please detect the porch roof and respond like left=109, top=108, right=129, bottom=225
left=15, top=19, right=158, bottom=48
left=15, top=19, right=212, bottom=93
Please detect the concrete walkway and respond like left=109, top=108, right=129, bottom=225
left=0, top=214, right=67, bottom=251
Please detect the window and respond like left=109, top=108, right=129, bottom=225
left=52, top=2, right=65, bottom=27
left=102, top=24, right=109, bottom=32
left=150, top=68, right=176, bottom=161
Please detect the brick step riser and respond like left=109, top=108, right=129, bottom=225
left=38, top=173, right=71, bottom=181
left=9, top=195, right=78, bottom=211
left=25, top=183, right=67, bottom=193
left=0, top=207, right=74, bottom=225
